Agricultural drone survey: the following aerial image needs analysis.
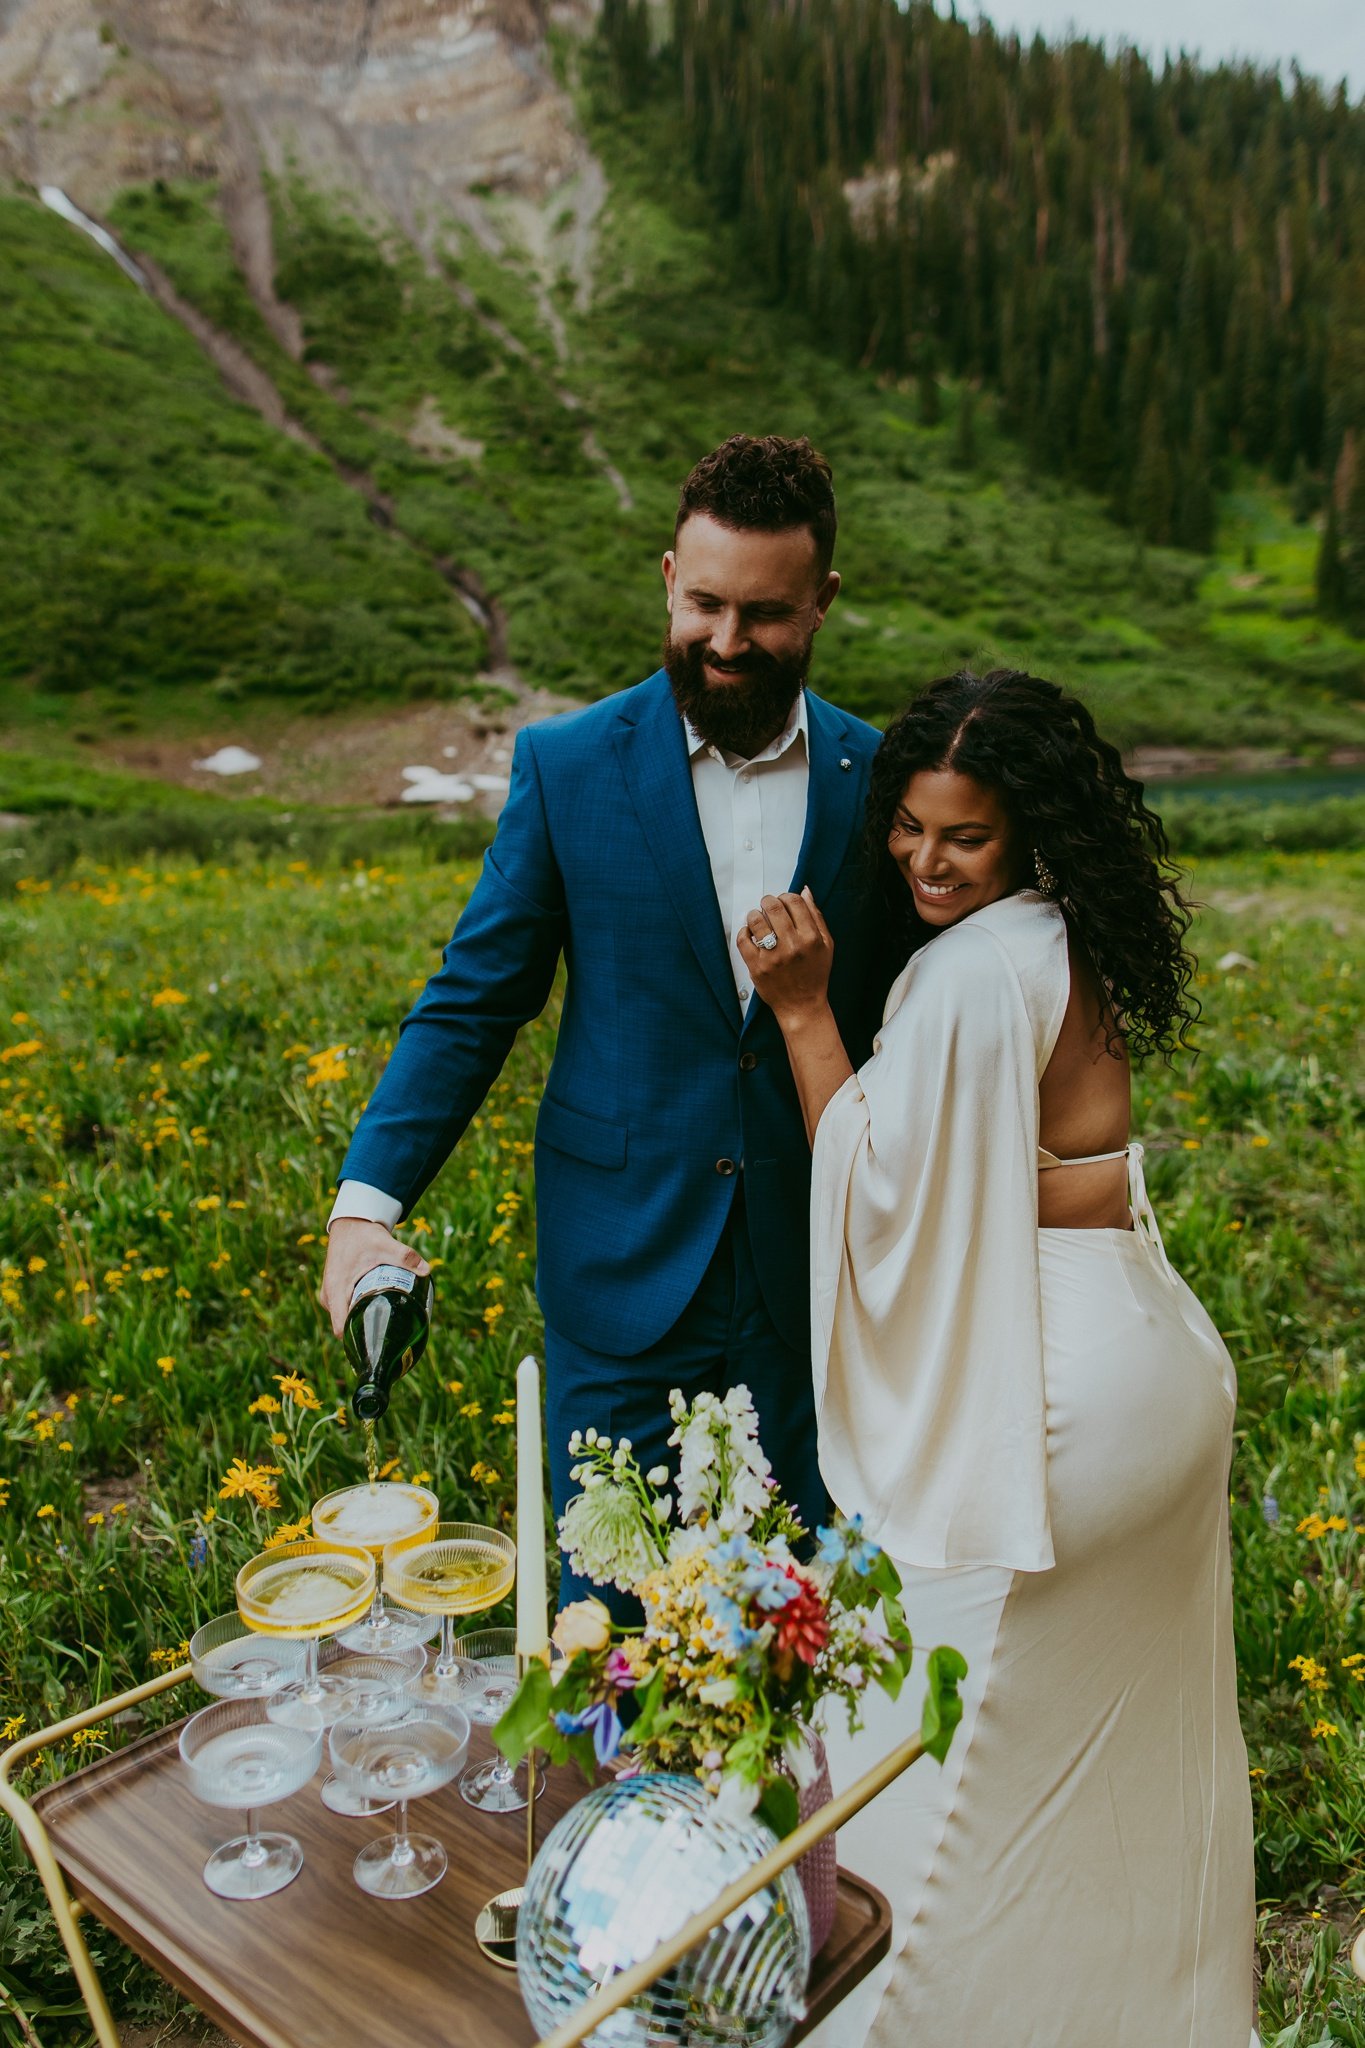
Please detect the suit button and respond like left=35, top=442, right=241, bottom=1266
left=739, top=1052, right=758, bottom=1072
left=715, top=1157, right=737, bottom=1176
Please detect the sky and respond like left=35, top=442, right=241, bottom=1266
left=955, top=0, right=1364, bottom=99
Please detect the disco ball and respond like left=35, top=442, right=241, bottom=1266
left=516, top=1772, right=811, bottom=2048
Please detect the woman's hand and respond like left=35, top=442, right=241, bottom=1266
left=736, top=887, right=834, bottom=1022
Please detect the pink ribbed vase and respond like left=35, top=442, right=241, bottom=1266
left=793, top=1726, right=837, bottom=1956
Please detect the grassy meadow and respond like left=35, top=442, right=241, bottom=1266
left=0, top=842, right=1361, bottom=2041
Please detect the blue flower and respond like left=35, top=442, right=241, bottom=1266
left=189, top=1531, right=208, bottom=1569
left=817, top=1515, right=880, bottom=1575
left=700, top=1583, right=760, bottom=1651
left=553, top=1700, right=623, bottom=1765
left=1261, top=1495, right=1279, bottom=1527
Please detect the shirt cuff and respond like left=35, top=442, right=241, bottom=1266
left=328, top=1181, right=404, bottom=1233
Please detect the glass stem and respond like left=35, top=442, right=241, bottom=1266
left=302, top=1637, right=321, bottom=1699
left=240, top=1808, right=267, bottom=1869
left=392, top=1798, right=413, bottom=1867
left=434, top=1614, right=457, bottom=1680
left=367, top=1587, right=386, bottom=1629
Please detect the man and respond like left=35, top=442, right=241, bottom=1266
left=321, top=433, right=887, bottom=1607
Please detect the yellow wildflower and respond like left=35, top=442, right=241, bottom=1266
left=265, top=1519, right=313, bottom=1550
left=157, top=1355, right=175, bottom=1375
left=27, top=1255, right=46, bottom=1274
left=248, top=1394, right=282, bottom=1416
left=493, top=1410, right=515, bottom=1426
left=1, top=1040, right=42, bottom=1062
left=36, top=1504, right=55, bottom=1518
left=445, top=1380, right=464, bottom=1398
left=306, top=1045, right=348, bottom=1089
left=460, top=1402, right=483, bottom=1419
left=470, top=1462, right=501, bottom=1486
left=274, top=1372, right=321, bottom=1411
left=87, top=1511, right=105, bottom=1527
left=1310, top=1720, right=1340, bottom=1740
left=218, top=1459, right=282, bottom=1508
left=150, top=989, right=188, bottom=1008
left=1289, top=1654, right=1330, bottom=1694
left=410, top=1470, right=433, bottom=1485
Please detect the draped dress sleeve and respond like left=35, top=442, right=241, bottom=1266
left=809, top=890, right=1071, bottom=1572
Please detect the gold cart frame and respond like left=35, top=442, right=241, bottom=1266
left=2, top=1673, right=927, bottom=2048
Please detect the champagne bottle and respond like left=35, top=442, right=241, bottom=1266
left=343, top=1265, right=434, bottom=1422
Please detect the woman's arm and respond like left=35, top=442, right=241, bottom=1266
left=736, top=889, right=854, bottom=1146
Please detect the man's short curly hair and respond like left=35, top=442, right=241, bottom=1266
left=675, top=434, right=837, bottom=575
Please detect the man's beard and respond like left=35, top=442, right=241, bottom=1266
left=664, top=633, right=812, bottom=761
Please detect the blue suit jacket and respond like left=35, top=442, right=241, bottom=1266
left=339, top=670, right=887, bottom=1357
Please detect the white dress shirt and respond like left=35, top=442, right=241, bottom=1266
left=329, top=692, right=812, bottom=1231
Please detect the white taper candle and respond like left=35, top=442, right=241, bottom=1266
left=515, top=1354, right=550, bottom=1658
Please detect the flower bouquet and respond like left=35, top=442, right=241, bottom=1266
left=496, top=1385, right=965, bottom=1843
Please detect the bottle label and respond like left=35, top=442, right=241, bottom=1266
left=349, top=1264, right=418, bottom=1311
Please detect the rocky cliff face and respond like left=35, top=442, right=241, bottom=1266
left=0, top=0, right=602, bottom=278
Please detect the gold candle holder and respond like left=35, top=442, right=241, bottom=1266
left=474, top=1648, right=542, bottom=1970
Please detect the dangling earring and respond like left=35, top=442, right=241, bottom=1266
left=1033, top=849, right=1059, bottom=898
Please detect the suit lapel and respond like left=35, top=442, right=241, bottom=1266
left=613, top=674, right=741, bottom=1032
left=789, top=692, right=865, bottom=908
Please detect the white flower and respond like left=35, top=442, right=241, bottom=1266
left=647, top=1465, right=669, bottom=1487
left=714, top=1772, right=761, bottom=1822
left=783, top=1729, right=821, bottom=1790
left=584, top=1428, right=599, bottom=1446
left=558, top=1478, right=666, bottom=1594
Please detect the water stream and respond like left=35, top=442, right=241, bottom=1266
left=39, top=186, right=147, bottom=289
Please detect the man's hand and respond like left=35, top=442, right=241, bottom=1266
left=320, top=1220, right=431, bottom=1339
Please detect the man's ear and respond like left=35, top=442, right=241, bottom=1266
left=812, top=569, right=841, bottom=629
left=662, top=550, right=677, bottom=612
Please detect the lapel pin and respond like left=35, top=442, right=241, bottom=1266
left=839, top=757, right=852, bottom=772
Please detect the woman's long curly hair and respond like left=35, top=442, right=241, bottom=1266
left=864, top=669, right=1198, bottom=1059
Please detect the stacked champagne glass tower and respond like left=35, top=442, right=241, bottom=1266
left=178, top=1266, right=546, bottom=1908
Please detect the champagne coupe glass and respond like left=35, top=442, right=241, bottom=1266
left=311, top=1647, right=426, bottom=1817
left=236, top=1539, right=375, bottom=1724
left=448, top=1627, right=563, bottom=1725
left=311, top=1480, right=441, bottom=1654
left=382, top=1520, right=516, bottom=1720
left=179, top=1696, right=322, bottom=1899
left=328, top=1700, right=471, bottom=1899
left=189, top=1613, right=306, bottom=1700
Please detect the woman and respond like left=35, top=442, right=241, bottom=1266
left=737, top=670, right=1256, bottom=2047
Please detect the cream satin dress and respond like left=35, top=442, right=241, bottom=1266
left=805, top=891, right=1257, bottom=2048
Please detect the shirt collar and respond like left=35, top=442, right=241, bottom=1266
left=684, top=688, right=809, bottom=767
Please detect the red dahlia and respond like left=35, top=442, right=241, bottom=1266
left=771, top=1568, right=829, bottom=1666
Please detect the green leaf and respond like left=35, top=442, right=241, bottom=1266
left=756, top=1774, right=800, bottom=1840
left=624, top=1667, right=667, bottom=1746
left=493, top=1661, right=556, bottom=1766
left=920, top=1644, right=968, bottom=1764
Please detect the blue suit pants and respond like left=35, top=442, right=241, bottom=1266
left=544, top=1181, right=828, bottom=1617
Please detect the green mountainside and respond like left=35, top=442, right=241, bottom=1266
left=2, top=30, right=1364, bottom=781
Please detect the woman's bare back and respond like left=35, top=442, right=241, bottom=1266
left=1037, top=933, right=1132, bottom=1229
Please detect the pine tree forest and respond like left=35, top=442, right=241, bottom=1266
left=600, top=0, right=1365, bottom=623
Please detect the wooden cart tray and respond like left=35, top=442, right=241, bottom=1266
left=33, top=1716, right=891, bottom=2048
